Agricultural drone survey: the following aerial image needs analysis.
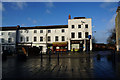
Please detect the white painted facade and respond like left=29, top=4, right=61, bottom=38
left=0, top=17, right=92, bottom=53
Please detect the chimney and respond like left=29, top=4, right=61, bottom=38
left=17, top=25, right=20, bottom=29
left=69, top=14, right=71, bottom=19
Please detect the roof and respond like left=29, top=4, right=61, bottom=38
left=1, top=25, right=68, bottom=31
left=74, top=17, right=86, bottom=19
left=0, top=26, right=17, bottom=31
left=116, top=6, right=120, bottom=12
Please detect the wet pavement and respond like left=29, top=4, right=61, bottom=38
left=2, top=51, right=120, bottom=80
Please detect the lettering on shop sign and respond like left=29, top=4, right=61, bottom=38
left=71, top=41, right=83, bottom=44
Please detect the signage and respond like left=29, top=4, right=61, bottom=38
left=88, top=35, right=91, bottom=39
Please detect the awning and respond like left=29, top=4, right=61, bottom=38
left=53, top=42, right=67, bottom=47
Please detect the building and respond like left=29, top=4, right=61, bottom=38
left=0, top=15, right=92, bottom=54
left=116, top=6, right=120, bottom=51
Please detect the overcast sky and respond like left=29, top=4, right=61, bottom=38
left=2, top=2, right=118, bottom=43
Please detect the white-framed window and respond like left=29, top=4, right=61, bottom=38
left=40, top=30, right=43, bottom=33
left=40, top=37, right=43, bottom=42
left=61, top=29, right=65, bottom=33
left=71, top=32, right=75, bottom=38
left=1, top=38, right=4, bottom=43
left=34, top=37, right=37, bottom=42
left=78, top=25, right=81, bottom=28
left=72, top=25, right=74, bottom=29
left=85, top=24, right=88, bottom=28
left=26, top=37, right=29, bottom=42
left=34, top=30, right=37, bottom=33
left=78, top=32, right=82, bottom=38
left=8, top=32, right=11, bottom=35
left=48, top=36, right=51, bottom=41
left=62, top=36, right=65, bottom=41
left=55, top=36, right=58, bottom=41
left=8, top=38, right=12, bottom=43
left=48, top=30, right=51, bottom=33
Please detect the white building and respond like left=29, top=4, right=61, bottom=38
left=0, top=16, right=92, bottom=54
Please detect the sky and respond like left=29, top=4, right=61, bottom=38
left=1, top=2, right=118, bottom=43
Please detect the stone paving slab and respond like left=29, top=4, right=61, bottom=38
left=2, top=51, right=120, bottom=80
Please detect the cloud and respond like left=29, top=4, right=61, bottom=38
left=45, top=2, right=54, bottom=8
left=33, top=20, right=37, bottom=24
left=11, top=2, right=27, bottom=10
left=0, top=2, right=5, bottom=11
left=27, top=17, right=37, bottom=24
left=100, top=2, right=113, bottom=8
left=46, top=9, right=51, bottom=14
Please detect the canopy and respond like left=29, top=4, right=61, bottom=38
left=53, top=42, right=67, bottom=47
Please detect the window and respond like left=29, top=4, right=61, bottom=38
left=78, top=25, right=81, bottom=28
left=78, top=32, right=82, bottom=38
left=48, top=30, right=51, bottom=33
left=34, top=37, right=37, bottom=42
left=34, top=30, right=37, bottom=33
left=1, top=32, right=4, bottom=35
left=40, top=30, right=43, bottom=33
left=72, top=25, right=74, bottom=29
left=20, top=37, right=23, bottom=42
left=8, top=32, right=11, bottom=35
left=85, top=24, right=88, bottom=28
left=71, top=32, right=75, bottom=38
left=8, top=38, right=12, bottom=43
left=1, top=38, right=4, bottom=43
left=55, top=36, right=58, bottom=41
left=62, top=36, right=65, bottom=41
left=48, top=36, right=51, bottom=41
left=26, top=37, right=29, bottom=42
left=61, top=29, right=65, bottom=33
left=25, top=30, right=29, bottom=33
left=85, top=32, right=89, bottom=38
left=40, top=37, right=43, bottom=42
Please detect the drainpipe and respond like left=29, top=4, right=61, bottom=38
left=16, top=25, right=20, bottom=54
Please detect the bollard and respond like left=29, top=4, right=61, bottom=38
left=40, top=51, right=43, bottom=62
left=49, top=51, right=51, bottom=62
left=97, top=54, right=101, bottom=60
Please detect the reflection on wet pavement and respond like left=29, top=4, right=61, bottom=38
left=2, top=51, right=120, bottom=79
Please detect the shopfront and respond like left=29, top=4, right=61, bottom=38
left=52, top=42, right=68, bottom=52
left=71, top=40, right=84, bottom=51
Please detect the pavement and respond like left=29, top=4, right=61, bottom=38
left=2, top=51, right=120, bottom=80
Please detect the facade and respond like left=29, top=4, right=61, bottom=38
left=0, top=16, right=92, bottom=54
left=116, top=6, right=120, bottom=51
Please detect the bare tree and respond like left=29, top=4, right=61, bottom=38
left=107, top=28, right=116, bottom=44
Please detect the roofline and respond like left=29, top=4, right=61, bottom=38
left=1, top=25, right=68, bottom=31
